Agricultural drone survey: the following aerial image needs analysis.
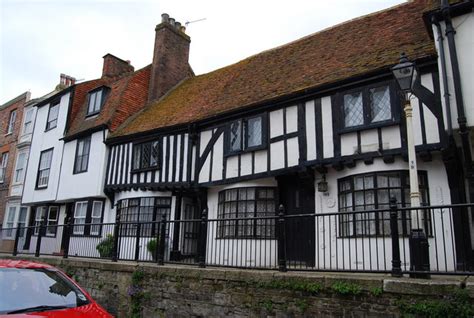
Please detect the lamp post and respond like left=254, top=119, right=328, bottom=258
left=391, top=53, right=429, bottom=277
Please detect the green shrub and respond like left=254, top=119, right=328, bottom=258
left=96, top=234, right=115, bottom=258
left=331, top=281, right=362, bottom=296
left=147, top=239, right=158, bottom=260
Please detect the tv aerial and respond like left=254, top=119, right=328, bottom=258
left=185, top=18, right=207, bottom=27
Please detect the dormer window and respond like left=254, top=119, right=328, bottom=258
left=87, top=87, right=108, bottom=116
left=225, top=114, right=267, bottom=155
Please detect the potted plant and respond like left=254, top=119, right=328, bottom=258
left=146, top=239, right=159, bottom=261
left=96, top=234, right=115, bottom=258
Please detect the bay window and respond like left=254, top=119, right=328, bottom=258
left=338, top=171, right=430, bottom=237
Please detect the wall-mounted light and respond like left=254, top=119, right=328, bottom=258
left=318, top=175, right=328, bottom=193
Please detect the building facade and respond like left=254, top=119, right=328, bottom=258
left=6, top=1, right=474, bottom=271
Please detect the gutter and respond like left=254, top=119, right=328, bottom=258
left=431, top=16, right=452, bottom=135
left=441, top=0, right=473, bottom=176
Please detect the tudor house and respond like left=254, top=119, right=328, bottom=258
left=9, top=1, right=474, bottom=271
left=103, top=0, right=473, bottom=269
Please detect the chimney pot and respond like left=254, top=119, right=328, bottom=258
left=169, top=17, right=175, bottom=26
left=175, top=21, right=181, bottom=29
left=161, top=13, right=169, bottom=23
left=180, top=25, right=186, bottom=33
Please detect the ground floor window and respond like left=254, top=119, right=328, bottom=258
left=34, top=206, right=59, bottom=237
left=338, top=170, right=430, bottom=237
left=117, top=197, right=171, bottom=237
left=72, top=199, right=104, bottom=236
left=217, top=187, right=276, bottom=239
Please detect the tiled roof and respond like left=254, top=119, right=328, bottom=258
left=65, top=65, right=151, bottom=139
left=112, top=0, right=439, bottom=138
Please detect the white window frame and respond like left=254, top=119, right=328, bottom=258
left=73, top=201, right=88, bottom=235
left=5, top=206, right=17, bottom=238
left=6, top=109, right=17, bottom=134
left=87, top=90, right=103, bottom=115
left=90, top=201, right=103, bottom=235
left=13, top=151, right=27, bottom=184
left=33, top=206, right=58, bottom=237
left=0, top=152, right=8, bottom=183
left=22, top=108, right=34, bottom=135
left=46, top=102, right=59, bottom=130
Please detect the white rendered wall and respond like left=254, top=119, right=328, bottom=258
left=57, top=130, right=108, bottom=201
left=22, top=93, right=70, bottom=204
left=314, top=156, right=455, bottom=272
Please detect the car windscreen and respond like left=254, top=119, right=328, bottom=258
left=0, top=267, right=90, bottom=314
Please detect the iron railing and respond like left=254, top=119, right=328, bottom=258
left=1, top=201, right=473, bottom=276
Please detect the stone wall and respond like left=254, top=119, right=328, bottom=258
left=2, top=256, right=473, bottom=317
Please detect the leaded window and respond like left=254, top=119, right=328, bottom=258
left=342, top=84, right=394, bottom=129
left=338, top=171, right=430, bottom=237
left=226, top=115, right=266, bottom=154
left=117, top=197, right=171, bottom=237
left=217, top=187, right=276, bottom=239
left=132, top=140, right=160, bottom=171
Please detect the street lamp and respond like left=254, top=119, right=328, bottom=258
left=391, top=53, right=429, bottom=277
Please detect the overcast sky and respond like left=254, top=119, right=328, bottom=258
left=0, top=0, right=406, bottom=104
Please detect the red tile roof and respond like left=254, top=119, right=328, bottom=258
left=65, top=65, right=151, bottom=139
left=111, top=0, right=439, bottom=138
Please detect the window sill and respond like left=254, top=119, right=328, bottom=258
left=131, top=167, right=160, bottom=173
left=224, top=144, right=267, bottom=158
left=35, top=186, right=48, bottom=190
left=85, top=112, right=100, bottom=118
left=73, top=170, right=88, bottom=175
left=44, top=126, right=57, bottom=132
left=4, top=132, right=12, bottom=137
left=338, top=120, right=398, bottom=135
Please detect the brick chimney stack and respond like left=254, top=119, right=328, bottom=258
left=56, top=73, right=76, bottom=90
left=102, top=54, right=134, bottom=78
left=148, top=13, right=191, bottom=102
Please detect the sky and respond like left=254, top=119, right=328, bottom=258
left=0, top=0, right=406, bottom=104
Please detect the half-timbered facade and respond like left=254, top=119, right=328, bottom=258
left=100, top=1, right=473, bottom=268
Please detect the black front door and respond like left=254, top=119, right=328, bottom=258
left=278, top=174, right=315, bottom=267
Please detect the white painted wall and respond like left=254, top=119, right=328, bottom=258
left=57, top=130, right=108, bottom=201
left=433, top=12, right=474, bottom=130
left=22, top=93, right=70, bottom=204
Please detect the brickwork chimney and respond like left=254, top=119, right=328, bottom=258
left=56, top=73, right=76, bottom=90
left=102, top=54, right=134, bottom=78
left=148, top=13, right=191, bottom=102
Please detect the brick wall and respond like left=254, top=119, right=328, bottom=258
left=0, top=93, right=29, bottom=225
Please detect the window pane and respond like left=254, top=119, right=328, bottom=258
left=133, top=145, right=141, bottom=170
left=230, top=121, right=242, bottom=151
left=370, top=86, right=391, bottom=122
left=150, top=141, right=159, bottom=167
left=344, top=92, right=363, bottom=127
left=246, top=117, right=262, bottom=148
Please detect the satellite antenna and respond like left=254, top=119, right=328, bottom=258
left=185, top=18, right=207, bottom=27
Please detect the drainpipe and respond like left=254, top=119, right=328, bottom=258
left=431, top=16, right=452, bottom=136
left=441, top=0, right=473, bottom=178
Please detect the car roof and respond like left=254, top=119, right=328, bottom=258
left=0, top=259, right=55, bottom=269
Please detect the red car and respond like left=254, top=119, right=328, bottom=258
left=0, top=259, right=112, bottom=317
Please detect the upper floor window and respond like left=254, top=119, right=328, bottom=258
left=87, top=88, right=107, bottom=116
left=338, top=171, right=430, bottom=238
left=34, top=206, right=59, bottom=236
left=225, top=115, right=267, bottom=155
left=132, top=140, right=160, bottom=171
left=22, top=108, right=34, bottom=135
left=46, top=102, right=59, bottom=131
left=0, top=152, right=9, bottom=183
left=14, top=151, right=27, bottom=183
left=217, top=187, right=276, bottom=239
left=74, top=136, right=91, bottom=174
left=6, top=109, right=17, bottom=134
left=342, top=83, right=394, bottom=129
left=36, top=149, right=53, bottom=188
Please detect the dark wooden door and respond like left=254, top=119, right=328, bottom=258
left=278, top=174, right=315, bottom=267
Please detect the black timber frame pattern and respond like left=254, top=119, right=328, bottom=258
left=104, top=67, right=446, bottom=190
